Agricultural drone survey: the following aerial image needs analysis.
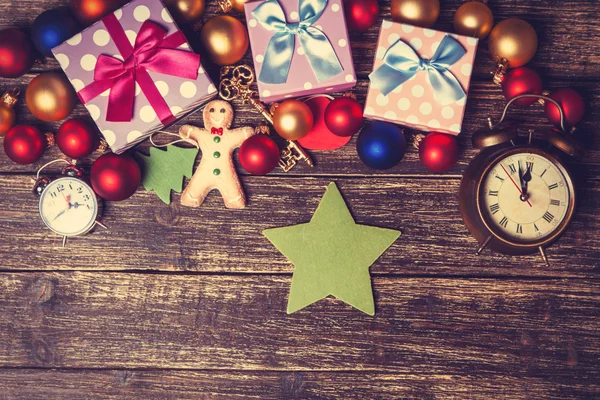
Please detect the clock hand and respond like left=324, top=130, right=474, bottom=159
left=500, top=164, right=532, bottom=207
left=51, top=208, right=68, bottom=222
left=522, top=164, right=532, bottom=194
left=518, top=161, right=526, bottom=194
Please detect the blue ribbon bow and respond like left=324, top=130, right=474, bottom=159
left=252, top=0, right=343, bottom=84
left=369, top=35, right=467, bottom=106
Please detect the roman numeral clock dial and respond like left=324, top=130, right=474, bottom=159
left=480, top=153, right=570, bottom=241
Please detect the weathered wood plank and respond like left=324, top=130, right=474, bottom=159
left=0, top=176, right=598, bottom=276
left=0, top=77, right=598, bottom=177
left=0, top=369, right=598, bottom=399
left=0, top=272, right=598, bottom=376
left=2, top=0, right=599, bottom=79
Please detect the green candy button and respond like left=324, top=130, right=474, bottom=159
left=213, top=168, right=221, bottom=176
left=213, top=136, right=221, bottom=143
left=213, top=151, right=221, bottom=158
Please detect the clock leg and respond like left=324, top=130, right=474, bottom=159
left=539, top=246, right=550, bottom=267
left=95, top=220, right=108, bottom=230
left=476, top=235, right=492, bottom=255
left=62, top=236, right=67, bottom=248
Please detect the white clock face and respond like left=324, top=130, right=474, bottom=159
left=39, top=177, right=99, bottom=236
left=480, top=152, right=571, bottom=242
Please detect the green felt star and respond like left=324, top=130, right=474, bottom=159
left=263, top=182, right=401, bottom=315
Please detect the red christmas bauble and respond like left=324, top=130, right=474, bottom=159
left=344, top=0, right=379, bottom=31
left=419, top=132, right=459, bottom=173
left=544, top=88, right=585, bottom=131
left=298, top=96, right=352, bottom=150
left=324, top=96, right=364, bottom=137
left=0, top=29, right=35, bottom=78
left=57, top=118, right=100, bottom=159
left=69, top=0, right=125, bottom=25
left=3, top=125, right=46, bottom=165
left=502, top=67, right=543, bottom=107
left=239, top=135, right=280, bottom=175
left=91, top=153, right=141, bottom=201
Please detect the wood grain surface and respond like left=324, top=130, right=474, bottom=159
left=1, top=0, right=599, bottom=398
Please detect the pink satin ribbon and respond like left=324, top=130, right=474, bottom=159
left=78, top=15, right=201, bottom=125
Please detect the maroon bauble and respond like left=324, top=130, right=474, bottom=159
left=239, top=135, right=280, bottom=175
left=344, top=0, right=379, bottom=31
left=57, top=119, right=100, bottom=159
left=502, top=67, right=543, bottom=107
left=69, top=0, right=125, bottom=25
left=544, top=88, right=585, bottom=131
left=3, top=125, right=46, bottom=165
left=324, top=96, right=364, bottom=137
left=90, top=153, right=141, bottom=201
left=419, top=132, right=459, bottom=173
left=0, top=29, right=35, bottom=78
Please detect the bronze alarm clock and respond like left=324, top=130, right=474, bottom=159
left=459, top=94, right=583, bottom=265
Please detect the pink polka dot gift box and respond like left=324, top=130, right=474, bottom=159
left=52, top=0, right=217, bottom=154
left=364, top=20, right=478, bottom=136
left=244, top=0, right=357, bottom=103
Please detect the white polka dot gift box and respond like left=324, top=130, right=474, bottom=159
left=364, top=20, right=478, bottom=136
left=244, top=0, right=356, bottom=103
left=51, top=0, right=216, bottom=154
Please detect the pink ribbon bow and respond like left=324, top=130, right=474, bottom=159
left=211, top=127, right=223, bottom=136
left=78, top=15, right=201, bottom=124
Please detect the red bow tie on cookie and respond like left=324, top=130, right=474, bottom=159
left=211, top=127, right=223, bottom=136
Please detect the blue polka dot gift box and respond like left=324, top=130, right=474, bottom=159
left=52, top=0, right=217, bottom=154
left=364, top=20, right=478, bottom=136
left=244, top=0, right=357, bottom=104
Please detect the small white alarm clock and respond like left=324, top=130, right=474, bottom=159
left=33, top=160, right=104, bottom=246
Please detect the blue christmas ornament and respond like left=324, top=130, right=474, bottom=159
left=356, top=122, right=406, bottom=169
left=31, top=8, right=80, bottom=57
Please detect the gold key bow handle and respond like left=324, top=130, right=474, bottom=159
left=219, top=65, right=273, bottom=124
left=219, top=64, right=314, bottom=171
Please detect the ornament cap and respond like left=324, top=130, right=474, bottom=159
left=97, top=138, right=109, bottom=153
left=1, top=88, right=19, bottom=107
left=492, top=59, right=508, bottom=86
left=45, top=132, right=55, bottom=148
left=412, top=133, right=426, bottom=150
left=545, top=128, right=583, bottom=158
left=472, top=122, right=518, bottom=149
left=254, top=125, right=270, bottom=136
left=218, top=0, right=233, bottom=12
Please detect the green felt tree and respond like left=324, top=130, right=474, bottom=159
left=137, top=146, right=199, bottom=204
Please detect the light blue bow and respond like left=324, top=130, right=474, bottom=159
left=252, top=0, right=343, bottom=84
left=369, top=35, right=467, bottom=106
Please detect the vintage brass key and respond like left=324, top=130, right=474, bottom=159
left=218, top=64, right=314, bottom=172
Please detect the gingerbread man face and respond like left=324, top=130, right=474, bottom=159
left=203, top=100, right=234, bottom=129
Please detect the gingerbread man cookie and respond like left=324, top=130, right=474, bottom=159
left=179, top=100, right=255, bottom=209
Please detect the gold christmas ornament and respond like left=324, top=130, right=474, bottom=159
left=200, top=16, right=249, bottom=66
left=0, top=88, right=19, bottom=136
left=489, top=18, right=538, bottom=68
left=164, top=0, right=204, bottom=23
left=273, top=100, right=314, bottom=141
left=390, top=0, right=440, bottom=28
left=26, top=72, right=76, bottom=123
left=218, top=0, right=250, bottom=13
left=453, top=1, right=494, bottom=39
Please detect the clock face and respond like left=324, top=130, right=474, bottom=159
left=39, top=177, right=99, bottom=237
left=479, top=151, right=572, bottom=243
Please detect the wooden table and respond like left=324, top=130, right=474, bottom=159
left=1, top=0, right=599, bottom=398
